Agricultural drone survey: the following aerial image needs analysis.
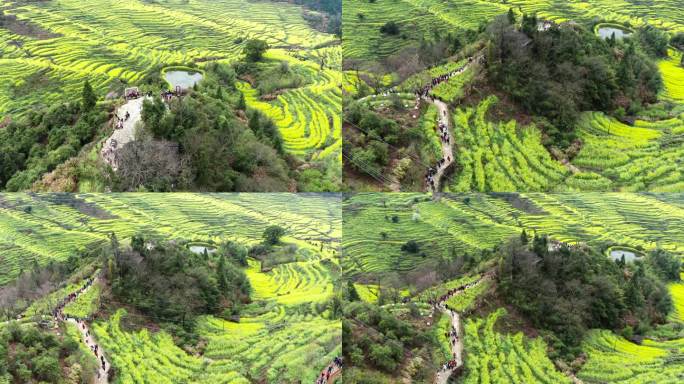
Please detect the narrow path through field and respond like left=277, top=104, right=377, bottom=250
left=429, top=99, right=453, bottom=193
left=432, top=275, right=490, bottom=384
left=56, top=276, right=109, bottom=384
left=316, top=356, right=342, bottom=383
left=417, top=58, right=475, bottom=192
left=67, top=316, right=109, bottom=384
left=101, top=97, right=149, bottom=171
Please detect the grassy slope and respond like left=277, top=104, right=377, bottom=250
left=0, top=193, right=341, bottom=285
left=343, top=193, right=684, bottom=278
left=0, top=192, right=341, bottom=383
left=345, top=192, right=684, bottom=383
left=345, top=0, right=684, bottom=192
left=0, top=0, right=340, bottom=160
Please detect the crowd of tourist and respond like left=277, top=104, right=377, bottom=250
left=316, top=356, right=343, bottom=384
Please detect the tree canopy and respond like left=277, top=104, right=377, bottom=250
left=263, top=225, right=286, bottom=245
left=243, top=39, right=269, bottom=62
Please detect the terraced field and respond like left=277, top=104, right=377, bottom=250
left=0, top=0, right=340, bottom=160
left=507, top=0, right=684, bottom=33
left=431, top=63, right=683, bottom=193
left=344, top=192, right=684, bottom=383
left=93, top=239, right=340, bottom=383
left=342, top=0, right=507, bottom=62
left=0, top=193, right=341, bottom=286
left=344, top=0, right=684, bottom=192
left=197, top=245, right=339, bottom=382
left=343, top=193, right=520, bottom=277
left=567, top=112, right=684, bottom=191
left=0, top=192, right=341, bottom=383
left=344, top=0, right=684, bottom=63
left=671, top=274, right=684, bottom=323
left=237, top=49, right=342, bottom=160
left=62, top=282, right=101, bottom=319
left=462, top=309, right=572, bottom=384
left=659, top=49, right=684, bottom=103
left=343, top=193, right=684, bottom=278
left=446, top=97, right=570, bottom=192
left=577, top=330, right=684, bottom=383
left=343, top=0, right=684, bottom=63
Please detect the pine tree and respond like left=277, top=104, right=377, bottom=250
left=625, top=275, right=645, bottom=309
left=520, top=229, right=528, bottom=244
left=608, top=32, right=616, bottom=47
left=217, top=254, right=228, bottom=292
left=248, top=111, right=260, bottom=134
left=82, top=80, right=97, bottom=111
left=507, top=8, right=516, bottom=25
left=237, top=93, right=246, bottom=110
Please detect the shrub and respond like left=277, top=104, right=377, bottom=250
left=380, top=21, right=400, bottom=35
left=401, top=240, right=420, bottom=253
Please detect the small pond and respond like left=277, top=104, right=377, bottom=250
left=609, top=248, right=641, bottom=263
left=188, top=244, right=217, bottom=255
left=597, top=26, right=632, bottom=40
left=164, top=70, right=203, bottom=90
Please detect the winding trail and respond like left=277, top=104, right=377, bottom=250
left=418, top=60, right=472, bottom=192
left=432, top=275, right=490, bottom=384
left=429, top=98, right=453, bottom=192
left=56, top=276, right=110, bottom=384
left=316, top=357, right=342, bottom=383
left=67, top=316, right=109, bottom=384
left=101, top=97, right=149, bottom=171
left=434, top=307, right=462, bottom=384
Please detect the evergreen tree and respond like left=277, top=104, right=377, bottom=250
left=217, top=253, right=228, bottom=292
left=625, top=275, right=645, bottom=310
left=106, top=257, right=115, bottom=281
left=521, top=13, right=537, bottom=36
left=81, top=80, right=97, bottom=112
left=237, top=93, right=246, bottom=110
left=507, top=8, right=516, bottom=25
left=520, top=229, right=528, bottom=244
left=131, top=235, right=145, bottom=253
left=618, top=43, right=637, bottom=90
left=532, top=234, right=548, bottom=258
left=248, top=111, right=260, bottom=133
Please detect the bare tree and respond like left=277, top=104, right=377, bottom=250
left=385, top=47, right=423, bottom=83
left=116, top=139, right=182, bottom=191
left=0, top=285, right=18, bottom=321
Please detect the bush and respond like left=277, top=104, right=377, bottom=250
left=243, top=39, right=269, bottom=62
left=263, top=225, right=286, bottom=245
left=369, top=344, right=398, bottom=371
left=671, top=32, right=684, bottom=50
left=33, top=354, right=61, bottom=383
left=380, top=21, right=400, bottom=35
left=648, top=249, right=681, bottom=281
left=401, top=240, right=420, bottom=253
